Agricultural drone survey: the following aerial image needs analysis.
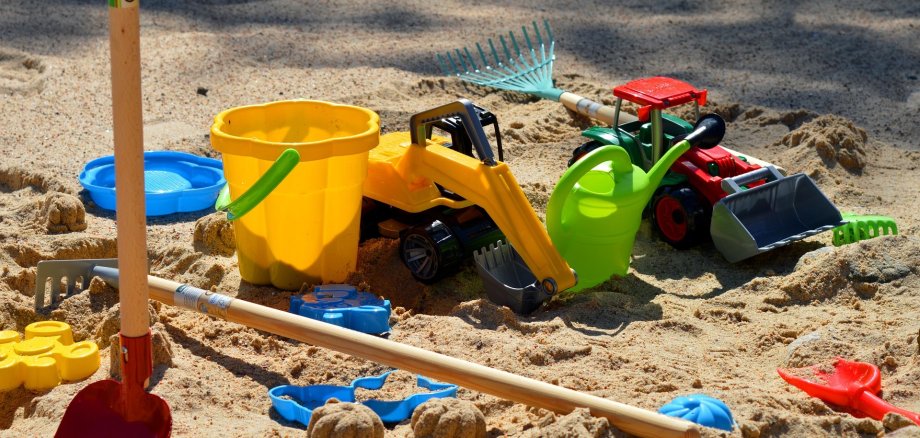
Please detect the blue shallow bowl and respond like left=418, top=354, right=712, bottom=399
left=79, top=151, right=225, bottom=216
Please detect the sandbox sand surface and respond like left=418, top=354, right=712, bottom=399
left=2, top=1, right=920, bottom=437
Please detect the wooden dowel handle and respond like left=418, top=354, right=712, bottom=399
left=142, top=275, right=698, bottom=438
left=109, top=1, right=149, bottom=337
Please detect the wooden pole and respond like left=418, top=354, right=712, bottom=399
left=138, top=275, right=699, bottom=438
left=109, top=2, right=149, bottom=344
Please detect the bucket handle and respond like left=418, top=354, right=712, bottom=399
left=721, top=165, right=784, bottom=195
left=547, top=145, right=632, bottom=234
left=215, top=148, right=300, bottom=221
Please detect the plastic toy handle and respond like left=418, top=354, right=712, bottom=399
left=546, top=145, right=632, bottom=234
left=720, top=165, right=784, bottom=195
left=215, top=148, right=300, bottom=220
left=855, top=391, right=920, bottom=425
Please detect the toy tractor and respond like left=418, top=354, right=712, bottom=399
left=362, top=100, right=576, bottom=313
left=569, top=77, right=842, bottom=262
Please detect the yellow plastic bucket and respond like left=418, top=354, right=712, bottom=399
left=210, top=100, right=380, bottom=289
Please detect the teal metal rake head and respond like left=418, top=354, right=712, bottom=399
left=437, top=20, right=563, bottom=101
left=833, top=213, right=899, bottom=246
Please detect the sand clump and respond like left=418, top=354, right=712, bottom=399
left=411, top=398, right=487, bottom=438
left=307, top=399, right=385, bottom=438
left=778, top=115, right=869, bottom=173
left=520, top=408, right=613, bottom=438
left=193, top=212, right=235, bottom=257
left=37, top=192, right=86, bottom=233
left=884, top=413, right=918, bottom=433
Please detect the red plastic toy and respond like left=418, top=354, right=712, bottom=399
left=778, top=358, right=920, bottom=425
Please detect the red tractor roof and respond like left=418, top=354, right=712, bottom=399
left=613, top=76, right=707, bottom=110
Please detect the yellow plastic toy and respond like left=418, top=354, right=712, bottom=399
left=364, top=100, right=576, bottom=313
left=210, top=100, right=380, bottom=290
left=0, top=321, right=100, bottom=391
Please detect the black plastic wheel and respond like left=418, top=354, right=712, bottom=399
left=567, top=140, right=604, bottom=167
left=399, top=220, right=463, bottom=283
left=651, top=186, right=711, bottom=249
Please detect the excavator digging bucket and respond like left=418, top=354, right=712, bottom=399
left=711, top=166, right=844, bottom=263
left=474, top=241, right=552, bottom=314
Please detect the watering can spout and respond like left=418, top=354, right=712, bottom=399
left=646, top=147, right=682, bottom=195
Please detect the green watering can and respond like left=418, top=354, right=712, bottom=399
left=547, top=115, right=725, bottom=291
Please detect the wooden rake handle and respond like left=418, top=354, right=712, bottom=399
left=133, top=273, right=699, bottom=438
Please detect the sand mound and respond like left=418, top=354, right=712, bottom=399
left=0, top=165, right=73, bottom=195
left=778, top=115, right=869, bottom=173
left=150, top=244, right=227, bottom=290
left=777, top=236, right=918, bottom=304
left=307, top=399, right=385, bottom=438
left=3, top=191, right=86, bottom=235
left=448, top=299, right=530, bottom=332
left=411, top=398, right=486, bottom=438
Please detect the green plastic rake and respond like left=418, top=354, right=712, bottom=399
left=438, top=20, right=623, bottom=124
left=833, top=213, right=899, bottom=246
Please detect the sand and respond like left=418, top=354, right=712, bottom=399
left=1, top=1, right=919, bottom=437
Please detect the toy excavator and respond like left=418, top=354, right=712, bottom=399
left=362, top=100, right=576, bottom=314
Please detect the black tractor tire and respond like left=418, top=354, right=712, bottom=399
left=567, top=140, right=605, bottom=167
left=399, top=220, right=463, bottom=284
left=651, top=186, right=711, bottom=249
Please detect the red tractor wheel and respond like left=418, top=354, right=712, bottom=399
left=651, top=186, right=710, bottom=249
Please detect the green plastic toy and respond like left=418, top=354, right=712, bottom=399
left=215, top=148, right=300, bottom=220
left=833, top=213, right=898, bottom=246
left=547, top=115, right=725, bottom=291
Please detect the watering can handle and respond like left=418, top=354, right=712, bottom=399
left=547, top=145, right=633, bottom=233
left=215, top=148, right=300, bottom=220
left=721, top=165, right=784, bottom=195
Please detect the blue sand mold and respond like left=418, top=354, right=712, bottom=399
left=269, top=370, right=457, bottom=425
left=289, top=284, right=391, bottom=334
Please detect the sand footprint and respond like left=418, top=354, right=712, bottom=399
left=0, top=49, right=47, bottom=95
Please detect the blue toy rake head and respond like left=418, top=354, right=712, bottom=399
left=437, top=20, right=563, bottom=101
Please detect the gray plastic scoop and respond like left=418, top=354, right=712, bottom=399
left=710, top=166, right=844, bottom=262
left=473, top=241, right=552, bottom=315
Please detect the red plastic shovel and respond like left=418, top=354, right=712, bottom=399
left=777, top=357, right=920, bottom=425
left=55, top=1, right=171, bottom=436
